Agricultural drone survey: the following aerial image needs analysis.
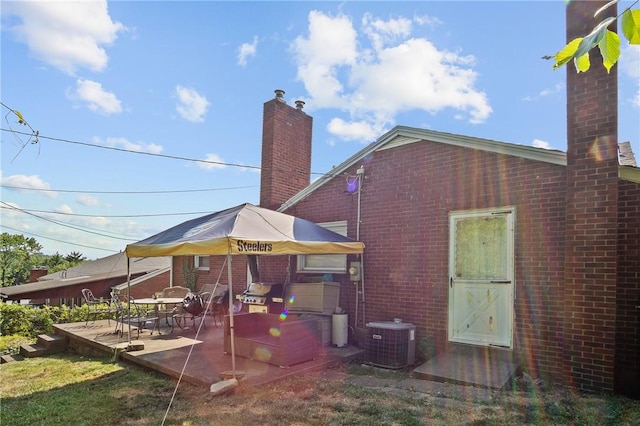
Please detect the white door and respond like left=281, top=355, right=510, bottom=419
left=448, top=208, right=515, bottom=348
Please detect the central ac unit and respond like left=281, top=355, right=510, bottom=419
left=365, top=321, right=416, bottom=369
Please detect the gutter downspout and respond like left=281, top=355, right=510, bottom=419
left=356, top=166, right=366, bottom=328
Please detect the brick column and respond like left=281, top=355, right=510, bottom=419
left=260, top=90, right=313, bottom=210
left=564, top=1, right=619, bottom=392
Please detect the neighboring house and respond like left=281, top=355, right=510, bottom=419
left=0, top=252, right=172, bottom=305
left=170, top=2, right=638, bottom=398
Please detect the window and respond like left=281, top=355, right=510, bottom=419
left=297, top=221, right=348, bottom=273
left=194, top=255, right=210, bottom=270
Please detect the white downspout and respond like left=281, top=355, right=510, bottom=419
left=356, top=166, right=365, bottom=328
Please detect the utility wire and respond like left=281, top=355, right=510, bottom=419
left=0, top=224, right=120, bottom=253
left=1, top=127, right=335, bottom=177
left=0, top=184, right=257, bottom=195
left=1, top=201, right=138, bottom=241
left=0, top=205, right=213, bottom=218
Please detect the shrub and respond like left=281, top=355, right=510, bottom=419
left=0, top=302, right=113, bottom=339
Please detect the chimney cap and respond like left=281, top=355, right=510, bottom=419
left=274, top=89, right=285, bottom=101
left=295, top=100, right=305, bottom=110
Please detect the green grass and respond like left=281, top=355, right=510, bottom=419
left=2, top=354, right=640, bottom=426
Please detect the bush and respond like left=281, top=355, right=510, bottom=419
left=0, top=334, right=35, bottom=355
left=0, top=303, right=47, bottom=337
left=0, top=302, right=114, bottom=339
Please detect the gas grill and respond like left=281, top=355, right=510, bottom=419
left=241, top=282, right=284, bottom=313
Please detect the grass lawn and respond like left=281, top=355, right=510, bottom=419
left=1, top=354, right=639, bottom=425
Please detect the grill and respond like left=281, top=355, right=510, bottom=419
left=241, top=283, right=284, bottom=313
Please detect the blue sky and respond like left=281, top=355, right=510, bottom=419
left=1, top=1, right=639, bottom=260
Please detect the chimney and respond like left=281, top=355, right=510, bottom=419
left=29, top=267, right=48, bottom=282
left=564, top=1, right=619, bottom=393
left=260, top=89, right=313, bottom=210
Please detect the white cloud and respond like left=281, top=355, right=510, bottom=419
left=532, top=139, right=553, bottom=150
left=327, top=118, right=381, bottom=142
left=0, top=173, right=57, bottom=198
left=76, top=194, right=100, bottom=207
left=238, top=36, right=258, bottom=67
left=175, top=85, right=210, bottom=123
left=197, top=153, right=226, bottom=171
left=291, top=11, right=492, bottom=142
left=67, top=79, right=122, bottom=115
left=93, top=136, right=163, bottom=154
left=523, top=83, right=564, bottom=102
left=2, top=0, right=126, bottom=75
left=291, top=11, right=358, bottom=107
left=362, top=13, right=412, bottom=51
left=55, top=204, right=74, bottom=214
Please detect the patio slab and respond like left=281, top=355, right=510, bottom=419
left=54, top=318, right=363, bottom=388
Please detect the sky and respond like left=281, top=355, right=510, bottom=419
left=1, top=1, right=639, bottom=260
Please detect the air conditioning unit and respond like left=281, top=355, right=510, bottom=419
left=365, top=321, right=416, bottom=369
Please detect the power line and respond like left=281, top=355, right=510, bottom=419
left=1, top=201, right=138, bottom=241
left=0, top=205, right=214, bottom=218
left=1, top=224, right=121, bottom=254
left=0, top=184, right=257, bottom=195
left=1, top=127, right=336, bottom=177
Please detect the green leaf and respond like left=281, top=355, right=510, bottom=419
left=575, top=17, right=616, bottom=58
left=553, top=38, right=582, bottom=70
left=14, top=110, right=25, bottom=125
left=574, top=51, right=591, bottom=73
left=598, top=30, right=621, bottom=73
left=621, top=9, right=640, bottom=44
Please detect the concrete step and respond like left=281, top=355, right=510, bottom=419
left=20, top=343, right=46, bottom=358
left=37, top=333, right=67, bottom=354
left=1, top=353, right=25, bottom=364
left=412, top=345, right=520, bottom=390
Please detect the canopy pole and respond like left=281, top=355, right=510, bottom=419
left=127, top=257, right=132, bottom=344
left=227, top=253, right=236, bottom=377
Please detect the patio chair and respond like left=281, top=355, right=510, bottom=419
left=197, top=284, right=228, bottom=327
left=157, top=286, right=190, bottom=332
left=81, top=288, right=112, bottom=326
left=173, top=291, right=211, bottom=331
left=209, top=290, right=229, bottom=327
left=113, top=293, right=159, bottom=339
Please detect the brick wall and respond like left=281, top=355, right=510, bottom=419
left=615, top=180, right=640, bottom=396
left=173, top=255, right=248, bottom=295
left=288, top=140, right=568, bottom=379
left=564, top=1, right=619, bottom=393
left=125, top=271, right=171, bottom=299
left=260, top=90, right=313, bottom=210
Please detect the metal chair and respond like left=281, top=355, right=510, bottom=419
left=81, top=288, right=112, bottom=326
left=113, top=293, right=159, bottom=338
left=173, top=292, right=208, bottom=331
left=157, top=286, right=190, bottom=332
left=209, top=290, right=229, bottom=327
left=197, top=284, right=228, bottom=327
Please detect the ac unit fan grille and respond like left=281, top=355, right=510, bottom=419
left=365, top=325, right=414, bottom=369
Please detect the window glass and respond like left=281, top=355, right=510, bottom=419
left=194, top=255, right=210, bottom=270
left=297, top=221, right=348, bottom=273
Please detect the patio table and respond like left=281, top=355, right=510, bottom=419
left=133, top=297, right=185, bottom=332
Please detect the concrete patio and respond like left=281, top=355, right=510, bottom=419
left=53, top=316, right=363, bottom=388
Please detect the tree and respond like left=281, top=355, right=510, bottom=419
left=65, top=251, right=86, bottom=264
left=0, top=233, right=43, bottom=287
left=549, top=0, right=640, bottom=73
left=44, top=251, right=87, bottom=274
left=0, top=233, right=88, bottom=285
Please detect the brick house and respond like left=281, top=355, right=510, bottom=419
left=0, top=253, right=172, bottom=305
left=169, top=1, right=638, bottom=397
